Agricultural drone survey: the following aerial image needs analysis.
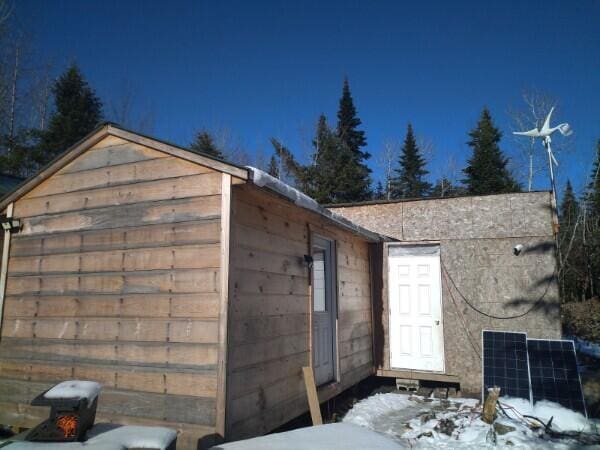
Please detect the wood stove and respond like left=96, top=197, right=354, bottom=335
left=26, top=380, right=101, bottom=442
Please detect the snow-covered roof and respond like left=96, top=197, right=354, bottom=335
left=43, top=380, right=102, bottom=403
left=211, top=423, right=402, bottom=449
left=247, top=167, right=390, bottom=242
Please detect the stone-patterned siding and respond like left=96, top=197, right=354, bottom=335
left=330, top=192, right=560, bottom=395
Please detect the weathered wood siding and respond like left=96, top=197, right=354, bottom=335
left=330, top=192, right=561, bottom=395
left=0, top=136, right=223, bottom=449
left=226, top=185, right=373, bottom=440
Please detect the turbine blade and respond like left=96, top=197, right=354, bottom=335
left=550, top=150, right=559, bottom=166
left=513, top=128, right=540, bottom=137
left=558, top=123, right=573, bottom=136
left=542, top=106, right=555, bottom=133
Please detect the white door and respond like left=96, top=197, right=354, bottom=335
left=388, top=245, right=444, bottom=372
left=312, top=236, right=336, bottom=386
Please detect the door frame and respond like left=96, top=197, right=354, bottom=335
left=387, top=243, right=445, bottom=373
left=311, top=234, right=339, bottom=385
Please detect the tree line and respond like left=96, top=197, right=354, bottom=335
left=559, top=147, right=600, bottom=303
left=259, top=79, right=520, bottom=204
left=1, top=10, right=597, bottom=304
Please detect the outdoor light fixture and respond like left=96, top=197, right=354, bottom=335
left=304, top=254, right=314, bottom=269
left=0, top=215, right=21, bottom=233
left=513, top=244, right=524, bottom=256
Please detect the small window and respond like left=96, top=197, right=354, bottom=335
left=312, top=249, right=326, bottom=312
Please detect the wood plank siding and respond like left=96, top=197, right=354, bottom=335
left=226, top=185, right=374, bottom=440
left=0, top=135, right=225, bottom=449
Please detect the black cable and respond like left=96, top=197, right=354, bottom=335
left=443, top=269, right=482, bottom=360
left=441, top=260, right=556, bottom=320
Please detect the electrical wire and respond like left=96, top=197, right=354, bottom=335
left=441, top=260, right=556, bottom=320
left=442, top=268, right=482, bottom=360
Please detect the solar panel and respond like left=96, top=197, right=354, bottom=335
left=482, top=331, right=531, bottom=401
left=527, top=339, right=587, bottom=416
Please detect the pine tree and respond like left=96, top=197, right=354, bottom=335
left=462, top=108, right=521, bottom=195
left=587, top=140, right=600, bottom=221
left=373, top=181, right=386, bottom=200
left=33, top=65, right=102, bottom=168
left=390, top=124, right=431, bottom=198
left=189, top=131, right=224, bottom=159
left=334, top=78, right=372, bottom=201
left=270, top=138, right=310, bottom=191
left=560, top=180, right=579, bottom=228
left=271, top=116, right=368, bottom=203
left=559, top=180, right=586, bottom=302
left=267, top=155, right=279, bottom=178
left=337, top=78, right=368, bottom=159
left=308, top=115, right=341, bottom=203
left=0, top=129, right=36, bottom=177
left=584, top=141, right=600, bottom=299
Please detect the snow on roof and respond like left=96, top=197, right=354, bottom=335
left=43, top=380, right=102, bottom=403
left=211, top=423, right=402, bottom=449
left=247, top=167, right=389, bottom=242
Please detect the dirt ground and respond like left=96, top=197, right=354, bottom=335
left=562, top=297, right=600, bottom=342
left=562, top=297, right=600, bottom=417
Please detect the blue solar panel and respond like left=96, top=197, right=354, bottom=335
left=527, top=339, right=587, bottom=416
left=482, top=331, right=531, bottom=402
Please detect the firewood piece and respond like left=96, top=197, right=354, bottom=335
left=482, top=387, right=501, bottom=424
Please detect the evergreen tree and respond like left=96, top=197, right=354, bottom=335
left=587, top=140, right=600, bottom=222
left=560, top=180, right=579, bottom=228
left=462, top=108, right=521, bottom=195
left=33, top=64, right=102, bottom=168
left=267, top=155, right=279, bottom=178
left=390, top=124, right=432, bottom=198
left=0, top=129, right=36, bottom=177
left=334, top=78, right=372, bottom=200
left=584, top=141, right=600, bottom=299
left=373, top=181, right=386, bottom=200
left=337, top=78, right=368, bottom=159
left=308, top=115, right=342, bottom=203
left=559, top=180, right=585, bottom=302
left=270, top=137, right=310, bottom=190
left=189, top=131, right=224, bottom=159
left=270, top=116, right=370, bottom=203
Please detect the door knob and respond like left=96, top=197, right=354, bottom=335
left=435, top=320, right=440, bottom=325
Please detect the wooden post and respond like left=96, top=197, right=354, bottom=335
left=215, top=174, right=232, bottom=439
left=302, top=366, right=322, bottom=426
left=0, top=202, right=14, bottom=336
left=307, top=224, right=313, bottom=368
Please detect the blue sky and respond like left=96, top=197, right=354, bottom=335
left=17, top=0, right=600, bottom=195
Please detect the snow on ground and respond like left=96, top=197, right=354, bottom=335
left=343, top=392, right=599, bottom=449
left=501, top=396, right=592, bottom=432
left=570, top=335, right=600, bottom=359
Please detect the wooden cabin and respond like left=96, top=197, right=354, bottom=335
left=329, top=193, right=561, bottom=396
left=0, top=124, right=384, bottom=449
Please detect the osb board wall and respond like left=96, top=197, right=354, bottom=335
left=331, top=192, right=560, bottom=394
left=0, top=135, right=222, bottom=448
left=226, top=185, right=373, bottom=440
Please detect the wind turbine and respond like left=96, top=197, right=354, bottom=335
left=513, top=107, right=572, bottom=233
